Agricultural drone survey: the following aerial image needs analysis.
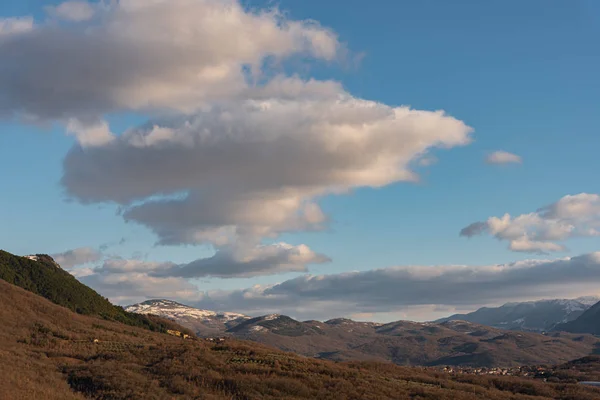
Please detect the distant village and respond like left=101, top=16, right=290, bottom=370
left=434, top=365, right=551, bottom=378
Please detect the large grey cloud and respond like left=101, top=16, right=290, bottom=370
left=461, top=193, right=600, bottom=253
left=0, top=0, right=340, bottom=120
left=159, top=243, right=330, bottom=278
left=191, top=252, right=600, bottom=320
left=5, top=0, right=475, bottom=281
left=62, top=78, right=472, bottom=247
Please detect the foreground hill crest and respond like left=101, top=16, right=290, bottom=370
left=0, top=250, right=188, bottom=333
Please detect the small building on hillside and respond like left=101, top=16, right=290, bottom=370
left=167, top=329, right=191, bottom=339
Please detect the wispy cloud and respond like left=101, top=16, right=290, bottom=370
left=486, top=150, right=522, bottom=165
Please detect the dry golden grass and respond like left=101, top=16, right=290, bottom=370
left=2, top=279, right=600, bottom=399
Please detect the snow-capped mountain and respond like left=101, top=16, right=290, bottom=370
left=228, top=314, right=319, bottom=337
left=436, top=297, right=600, bottom=332
left=126, top=299, right=247, bottom=322
left=125, top=299, right=250, bottom=336
left=557, top=299, right=600, bottom=335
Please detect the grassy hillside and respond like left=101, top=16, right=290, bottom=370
left=2, top=279, right=600, bottom=399
left=0, top=250, right=186, bottom=334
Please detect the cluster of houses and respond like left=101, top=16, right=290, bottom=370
left=438, top=365, right=550, bottom=377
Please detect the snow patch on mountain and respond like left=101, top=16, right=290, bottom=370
left=263, top=314, right=280, bottom=321
left=125, top=299, right=249, bottom=322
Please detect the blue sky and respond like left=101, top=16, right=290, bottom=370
left=1, top=0, right=599, bottom=321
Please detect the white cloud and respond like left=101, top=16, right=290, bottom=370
left=486, top=150, right=522, bottom=165
left=3, top=0, right=476, bottom=283
left=81, top=271, right=201, bottom=305
left=62, top=78, right=472, bottom=247
left=461, top=193, right=600, bottom=253
left=51, top=247, right=102, bottom=269
left=46, top=1, right=96, bottom=22
left=66, top=119, right=115, bottom=147
left=94, top=258, right=175, bottom=274
left=541, top=193, right=600, bottom=220
left=508, top=238, right=566, bottom=253
left=0, top=17, right=34, bottom=37
left=158, top=243, right=330, bottom=278
left=0, top=0, right=341, bottom=120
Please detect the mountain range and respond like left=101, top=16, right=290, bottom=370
left=558, top=301, right=600, bottom=335
left=126, top=299, right=250, bottom=337
left=435, top=297, right=600, bottom=332
left=125, top=299, right=600, bottom=368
